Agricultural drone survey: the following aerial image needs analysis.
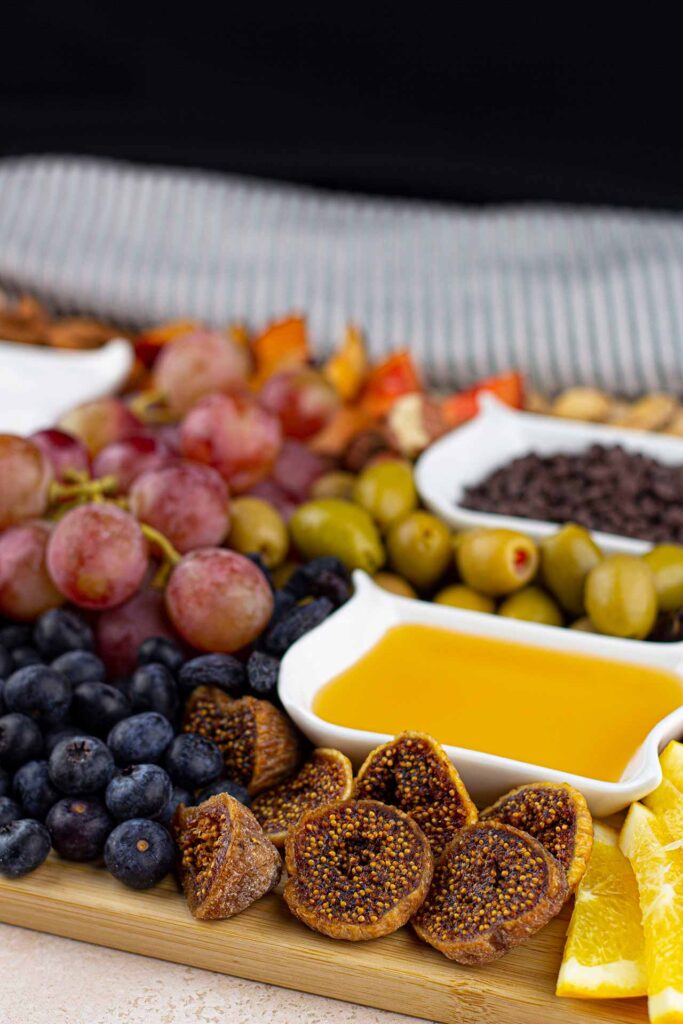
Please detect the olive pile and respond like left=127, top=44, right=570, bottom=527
left=289, top=460, right=683, bottom=642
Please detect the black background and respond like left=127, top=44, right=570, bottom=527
left=1, top=6, right=681, bottom=209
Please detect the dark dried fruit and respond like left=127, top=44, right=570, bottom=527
left=480, top=781, right=593, bottom=892
left=353, top=732, right=478, bottom=856
left=252, top=748, right=353, bottom=846
left=183, top=688, right=300, bottom=795
left=412, top=821, right=568, bottom=964
left=284, top=799, right=433, bottom=940
left=265, top=598, right=334, bottom=655
left=173, top=792, right=281, bottom=919
left=246, top=651, right=280, bottom=701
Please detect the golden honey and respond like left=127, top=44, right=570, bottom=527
left=313, top=624, right=683, bottom=782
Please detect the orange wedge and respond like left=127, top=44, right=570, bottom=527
left=556, top=822, right=646, bottom=999
left=620, top=802, right=683, bottom=1023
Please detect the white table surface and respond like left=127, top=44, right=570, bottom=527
left=0, top=923, right=423, bottom=1024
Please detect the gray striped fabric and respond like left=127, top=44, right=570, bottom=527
left=1, top=154, right=683, bottom=393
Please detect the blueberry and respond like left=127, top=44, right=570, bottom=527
left=72, top=682, right=131, bottom=736
left=196, top=778, right=250, bottom=806
left=12, top=760, right=60, bottom=820
left=178, top=654, right=245, bottom=698
left=11, top=646, right=44, bottom=670
left=0, top=766, right=9, bottom=797
left=0, top=624, right=33, bottom=651
left=0, top=713, right=43, bottom=767
left=154, top=785, right=193, bottom=827
left=43, top=724, right=83, bottom=756
left=0, top=794, right=22, bottom=825
left=46, top=797, right=113, bottom=861
left=164, top=733, right=223, bottom=789
left=33, top=609, right=94, bottom=660
left=246, top=651, right=280, bottom=701
left=106, top=712, right=174, bottom=767
left=48, top=735, right=114, bottom=794
left=137, top=637, right=184, bottom=675
left=105, top=764, right=172, bottom=821
left=0, top=819, right=51, bottom=877
left=127, top=663, right=178, bottom=720
left=104, top=818, right=174, bottom=889
left=3, top=665, right=71, bottom=727
left=0, top=643, right=12, bottom=678
left=51, top=651, right=106, bottom=687
left=285, top=558, right=349, bottom=599
left=265, top=597, right=334, bottom=655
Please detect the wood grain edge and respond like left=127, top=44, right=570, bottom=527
left=0, top=859, right=648, bottom=1024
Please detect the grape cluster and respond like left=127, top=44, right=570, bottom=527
left=0, top=325, right=353, bottom=888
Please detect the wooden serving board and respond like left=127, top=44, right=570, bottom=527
left=0, top=855, right=647, bottom=1024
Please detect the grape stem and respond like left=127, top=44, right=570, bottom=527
left=140, top=523, right=181, bottom=588
left=129, top=389, right=176, bottom=424
left=49, top=475, right=119, bottom=505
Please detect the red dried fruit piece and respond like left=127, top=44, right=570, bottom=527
left=173, top=792, right=281, bottom=920
left=251, top=748, right=353, bottom=847
left=352, top=732, right=478, bottom=856
left=480, top=781, right=593, bottom=892
left=412, top=821, right=568, bottom=964
left=183, top=687, right=300, bottom=796
left=284, top=798, right=433, bottom=941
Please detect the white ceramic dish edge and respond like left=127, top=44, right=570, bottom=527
left=415, top=393, right=683, bottom=557
left=278, top=571, right=683, bottom=816
left=0, top=338, right=134, bottom=434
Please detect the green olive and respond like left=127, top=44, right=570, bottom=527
left=434, top=584, right=495, bottom=613
left=584, top=554, right=657, bottom=639
left=498, top=586, right=563, bottom=626
left=539, top=523, right=602, bottom=616
left=386, top=511, right=451, bottom=589
left=642, top=544, right=683, bottom=612
left=289, top=499, right=385, bottom=574
left=310, top=470, right=356, bottom=501
left=456, top=529, right=539, bottom=597
left=352, top=460, right=417, bottom=530
left=227, top=497, right=289, bottom=568
left=569, top=616, right=597, bottom=632
left=373, top=571, right=417, bottom=599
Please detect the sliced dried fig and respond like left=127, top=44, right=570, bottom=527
left=284, top=799, right=433, bottom=941
left=184, top=687, right=300, bottom=795
left=480, top=781, right=593, bottom=891
left=252, top=748, right=353, bottom=846
left=172, top=792, right=281, bottom=919
left=352, top=731, right=478, bottom=856
left=412, top=821, right=568, bottom=964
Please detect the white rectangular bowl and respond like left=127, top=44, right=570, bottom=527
left=414, top=393, right=683, bottom=556
left=278, top=571, right=683, bottom=816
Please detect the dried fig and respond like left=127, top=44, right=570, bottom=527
left=173, top=792, right=281, bottom=919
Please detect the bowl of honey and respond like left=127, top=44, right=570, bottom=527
left=278, top=571, right=683, bottom=815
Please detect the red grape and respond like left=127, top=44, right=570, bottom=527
left=271, top=440, right=331, bottom=501
left=180, top=393, right=282, bottom=493
left=58, top=398, right=141, bottom=456
left=259, top=368, right=340, bottom=440
left=92, top=436, right=174, bottom=493
left=129, top=462, right=231, bottom=553
left=30, top=429, right=91, bottom=482
left=0, top=521, right=64, bottom=620
left=96, top=586, right=180, bottom=677
left=147, top=423, right=182, bottom=456
left=47, top=503, right=149, bottom=609
left=153, top=330, right=250, bottom=415
left=246, top=479, right=297, bottom=522
left=0, top=435, right=54, bottom=530
left=165, top=548, right=273, bottom=652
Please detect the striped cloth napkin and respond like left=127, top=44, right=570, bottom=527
left=1, top=154, right=683, bottom=394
